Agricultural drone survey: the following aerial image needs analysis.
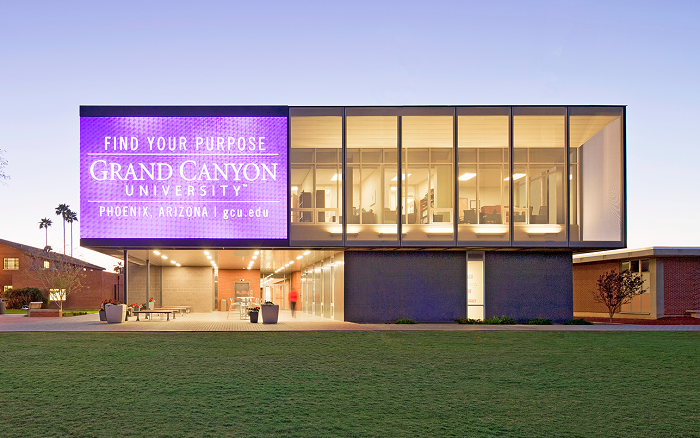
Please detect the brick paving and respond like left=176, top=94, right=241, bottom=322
left=1, top=310, right=700, bottom=332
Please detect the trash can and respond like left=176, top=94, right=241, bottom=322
left=221, top=299, right=227, bottom=311
left=0, top=298, right=6, bottom=314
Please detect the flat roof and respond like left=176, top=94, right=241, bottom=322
left=573, top=247, right=700, bottom=263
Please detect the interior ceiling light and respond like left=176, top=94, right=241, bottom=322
left=390, top=186, right=396, bottom=191
left=296, top=255, right=302, bottom=260
left=459, top=173, right=477, bottom=181
left=303, top=250, right=310, bottom=255
left=254, top=250, right=259, bottom=255
left=289, top=261, right=294, bottom=265
left=170, top=260, right=176, bottom=264
left=207, top=255, right=212, bottom=260
left=504, top=173, right=526, bottom=181
left=253, top=255, right=257, bottom=259
left=247, top=267, right=251, bottom=270
left=391, top=173, right=410, bottom=181
left=161, top=255, right=168, bottom=259
left=204, top=251, right=209, bottom=255
left=153, top=250, right=161, bottom=255
left=291, top=186, right=298, bottom=191
left=176, top=263, right=181, bottom=267
left=331, top=173, right=342, bottom=181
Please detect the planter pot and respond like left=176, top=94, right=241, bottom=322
left=249, top=312, right=259, bottom=323
left=261, top=304, right=279, bottom=324
left=105, top=304, right=127, bottom=323
left=148, top=301, right=155, bottom=310
left=99, top=309, right=106, bottom=321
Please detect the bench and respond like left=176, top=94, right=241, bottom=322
left=155, top=306, right=192, bottom=315
left=153, top=307, right=184, bottom=317
left=133, top=310, right=175, bottom=321
left=685, top=310, right=700, bottom=318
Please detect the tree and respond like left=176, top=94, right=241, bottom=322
left=0, top=149, right=9, bottom=185
left=55, top=204, right=70, bottom=254
left=65, top=210, right=78, bottom=257
left=23, top=248, right=88, bottom=315
left=593, top=269, right=646, bottom=322
left=39, top=217, right=52, bottom=248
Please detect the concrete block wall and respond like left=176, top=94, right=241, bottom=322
left=162, top=266, right=213, bottom=312
left=344, top=250, right=466, bottom=323
left=486, top=251, right=573, bottom=323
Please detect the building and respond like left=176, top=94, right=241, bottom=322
left=0, top=238, right=121, bottom=309
left=574, top=247, right=700, bottom=320
left=80, top=105, right=626, bottom=323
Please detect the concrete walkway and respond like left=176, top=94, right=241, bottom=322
left=1, top=310, right=700, bottom=332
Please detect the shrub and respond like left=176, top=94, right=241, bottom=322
left=395, top=318, right=416, bottom=324
left=454, top=318, right=482, bottom=324
left=564, top=318, right=593, bottom=325
left=527, top=318, right=552, bottom=325
left=2, top=287, right=46, bottom=309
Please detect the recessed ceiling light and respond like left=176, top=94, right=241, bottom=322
left=303, top=250, right=310, bottom=255
left=504, top=173, right=526, bottom=181
left=331, top=173, right=342, bottom=181
left=176, top=263, right=181, bottom=267
left=161, top=255, right=167, bottom=259
left=289, top=261, right=294, bottom=265
left=253, top=255, right=257, bottom=260
left=391, top=173, right=410, bottom=181
left=207, top=255, right=212, bottom=260
left=254, top=250, right=259, bottom=255
left=170, top=260, right=176, bottom=264
left=204, top=251, right=209, bottom=255
left=153, top=250, right=161, bottom=255
left=296, top=256, right=302, bottom=260
left=459, top=173, right=476, bottom=181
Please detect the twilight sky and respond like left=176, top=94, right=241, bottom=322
left=0, top=0, right=698, bottom=268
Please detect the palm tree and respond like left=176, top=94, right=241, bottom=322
left=65, top=210, right=78, bottom=257
left=55, top=204, right=70, bottom=254
left=39, top=218, right=52, bottom=248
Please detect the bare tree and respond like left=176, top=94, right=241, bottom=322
left=23, top=249, right=88, bottom=315
left=39, top=217, right=52, bottom=249
left=593, top=269, right=646, bottom=322
left=0, top=149, right=9, bottom=185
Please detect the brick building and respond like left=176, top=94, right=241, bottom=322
left=573, top=247, right=700, bottom=320
left=0, top=238, right=122, bottom=310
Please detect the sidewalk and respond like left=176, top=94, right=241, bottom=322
left=2, top=311, right=700, bottom=332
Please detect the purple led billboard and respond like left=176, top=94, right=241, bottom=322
left=80, top=116, right=288, bottom=241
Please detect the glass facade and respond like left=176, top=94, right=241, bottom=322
left=288, top=105, right=624, bottom=249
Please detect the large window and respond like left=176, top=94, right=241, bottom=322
left=290, top=108, right=343, bottom=246
left=3, top=258, right=19, bottom=270
left=401, top=109, right=454, bottom=245
left=512, top=107, right=567, bottom=245
left=569, top=107, right=624, bottom=243
left=457, top=107, right=510, bottom=244
left=346, top=109, right=399, bottom=246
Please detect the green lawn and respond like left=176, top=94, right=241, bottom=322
left=0, top=332, right=698, bottom=437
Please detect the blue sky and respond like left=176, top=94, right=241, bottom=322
left=1, top=0, right=698, bottom=268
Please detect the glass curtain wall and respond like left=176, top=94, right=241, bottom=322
left=569, top=107, right=624, bottom=243
left=512, top=107, right=567, bottom=245
left=290, top=108, right=343, bottom=246
left=457, top=107, right=510, bottom=244
left=401, top=108, right=455, bottom=245
left=345, top=109, right=399, bottom=245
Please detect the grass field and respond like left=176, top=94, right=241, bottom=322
left=0, top=331, right=698, bottom=437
